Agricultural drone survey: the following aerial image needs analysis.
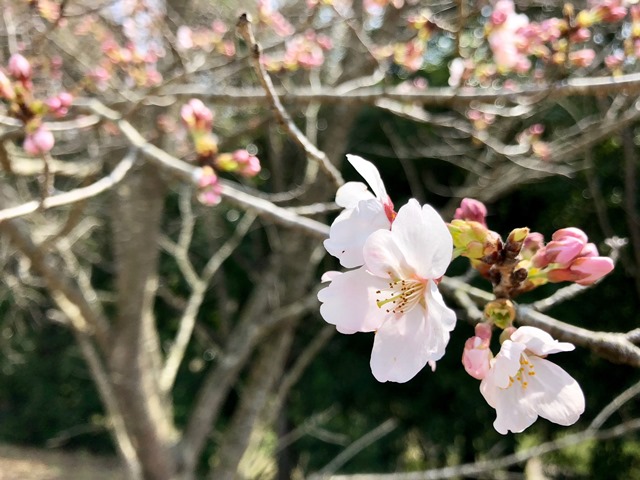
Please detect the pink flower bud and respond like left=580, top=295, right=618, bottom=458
left=570, top=256, right=615, bottom=285
left=462, top=324, right=493, bottom=380
left=181, top=99, right=213, bottom=132
left=23, top=125, right=55, bottom=155
left=196, top=166, right=222, bottom=206
left=571, top=27, right=591, bottom=43
left=548, top=256, right=614, bottom=285
left=543, top=236, right=585, bottom=266
left=521, top=232, right=544, bottom=260
left=8, top=54, right=31, bottom=81
left=46, top=92, right=73, bottom=117
left=454, top=198, right=488, bottom=226
left=233, top=149, right=261, bottom=177
left=569, top=49, right=596, bottom=67
left=58, top=92, right=73, bottom=107
left=552, top=227, right=588, bottom=243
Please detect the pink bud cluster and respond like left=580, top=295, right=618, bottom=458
left=0, top=54, right=73, bottom=156
left=215, top=150, right=261, bottom=178
left=181, top=99, right=261, bottom=206
left=450, top=198, right=615, bottom=291
left=258, top=0, right=295, bottom=37
left=529, top=228, right=614, bottom=285
left=517, top=124, right=551, bottom=161
left=196, top=166, right=223, bottom=206
left=46, top=92, right=73, bottom=118
left=264, top=31, right=332, bottom=71
left=99, top=38, right=163, bottom=87
left=175, top=22, right=236, bottom=57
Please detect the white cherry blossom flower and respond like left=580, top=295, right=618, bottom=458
left=318, top=199, right=456, bottom=383
left=480, top=326, right=585, bottom=434
left=324, top=155, right=396, bottom=268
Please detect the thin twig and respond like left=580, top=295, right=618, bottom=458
left=160, top=212, right=257, bottom=392
left=310, top=419, right=399, bottom=479
left=0, top=150, right=138, bottom=222
left=236, top=13, right=344, bottom=188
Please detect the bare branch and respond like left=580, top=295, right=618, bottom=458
left=310, top=419, right=399, bottom=480
left=440, top=275, right=640, bottom=367
left=160, top=212, right=257, bottom=393
left=235, top=13, right=344, bottom=188
left=71, top=98, right=332, bottom=238
left=324, top=419, right=640, bottom=480
left=161, top=71, right=640, bottom=108
left=0, top=149, right=137, bottom=222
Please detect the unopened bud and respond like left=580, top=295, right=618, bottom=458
left=8, top=54, right=31, bottom=81
left=23, top=125, right=55, bottom=155
left=484, top=299, right=516, bottom=329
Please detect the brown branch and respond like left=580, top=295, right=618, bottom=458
left=325, top=418, right=640, bottom=480
left=0, top=149, right=137, bottom=222
left=235, top=13, right=344, bottom=188
left=440, top=276, right=640, bottom=367
left=0, top=217, right=110, bottom=350
left=74, top=99, right=331, bottom=239
left=160, top=71, right=640, bottom=107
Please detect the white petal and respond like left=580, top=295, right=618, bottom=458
left=321, top=271, right=341, bottom=283
left=491, top=340, right=526, bottom=389
left=391, top=200, right=453, bottom=279
left=335, top=181, right=375, bottom=209
left=528, top=357, right=585, bottom=427
left=492, top=384, right=538, bottom=434
left=426, top=282, right=456, bottom=331
left=513, top=326, right=575, bottom=356
left=318, top=267, right=389, bottom=334
left=324, top=199, right=390, bottom=268
left=363, top=229, right=410, bottom=279
left=346, top=154, right=388, bottom=202
left=370, top=306, right=440, bottom=383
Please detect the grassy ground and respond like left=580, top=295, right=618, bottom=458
left=0, top=444, right=123, bottom=480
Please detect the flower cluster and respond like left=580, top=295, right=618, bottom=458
left=319, top=156, right=457, bottom=383
left=449, top=197, right=612, bottom=432
left=450, top=198, right=613, bottom=293
left=463, top=324, right=585, bottom=434
left=263, top=30, right=332, bottom=72
left=176, top=22, right=236, bottom=57
left=0, top=54, right=73, bottom=156
left=180, top=99, right=261, bottom=206
left=320, top=182, right=613, bottom=433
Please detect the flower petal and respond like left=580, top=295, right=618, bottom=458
left=426, top=281, right=457, bottom=332
left=363, top=229, right=410, bottom=279
left=528, top=357, right=585, bottom=427
left=318, top=266, right=389, bottom=334
left=481, top=365, right=539, bottom=434
left=335, top=181, right=375, bottom=209
left=513, top=326, right=575, bottom=356
left=324, top=199, right=390, bottom=268
left=391, top=200, right=453, bottom=279
left=346, top=154, right=388, bottom=202
left=492, top=382, right=538, bottom=434
left=370, top=306, right=441, bottom=383
left=491, top=340, right=526, bottom=388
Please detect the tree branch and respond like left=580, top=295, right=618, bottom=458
left=235, top=13, right=344, bottom=188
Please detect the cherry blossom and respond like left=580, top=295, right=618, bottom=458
left=319, top=199, right=456, bottom=383
left=324, top=155, right=396, bottom=268
left=480, top=326, right=585, bottom=434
